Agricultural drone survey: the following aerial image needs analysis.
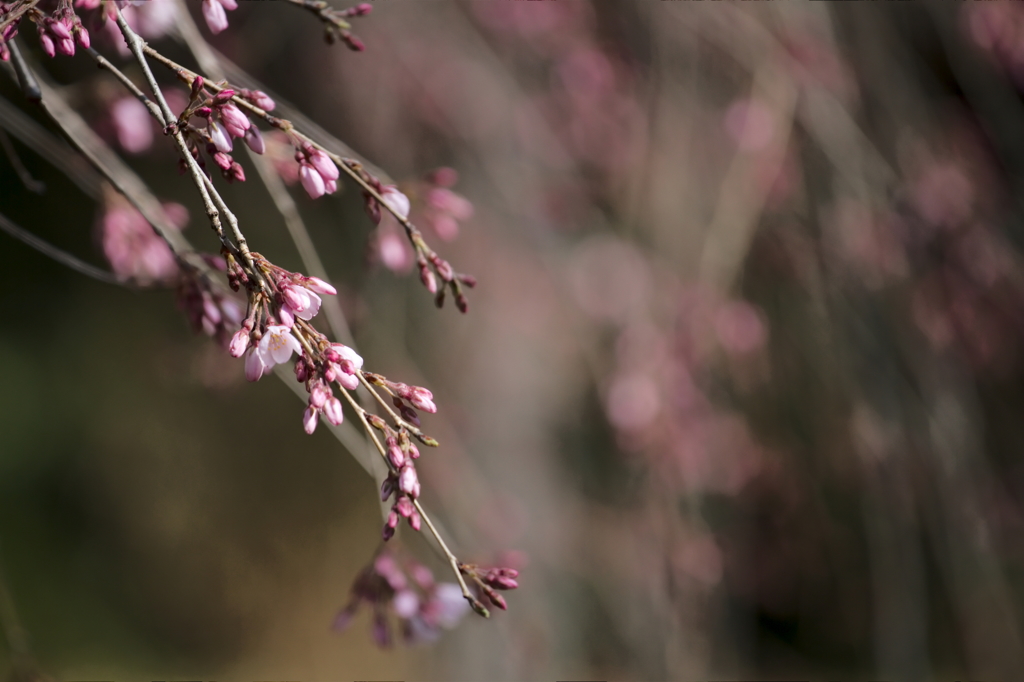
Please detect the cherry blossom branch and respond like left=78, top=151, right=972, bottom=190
left=0, top=0, right=37, bottom=38
left=4, top=52, right=195, bottom=274
left=170, top=0, right=357, bottom=347
left=278, top=0, right=372, bottom=50
left=137, top=44, right=475, bottom=311
left=335, top=385, right=489, bottom=617
left=111, top=7, right=265, bottom=292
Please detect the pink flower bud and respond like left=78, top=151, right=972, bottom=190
left=380, top=475, right=397, bottom=501
left=395, top=496, right=415, bottom=518
left=243, top=126, right=264, bottom=154
left=407, top=443, right=420, bottom=460
left=324, top=179, right=338, bottom=195
left=228, top=329, right=250, bottom=357
left=323, top=396, right=344, bottom=425
left=212, top=89, right=236, bottom=105
left=398, top=465, right=419, bottom=497
left=409, top=391, right=437, bottom=414
left=409, top=511, right=421, bottom=531
left=281, top=284, right=311, bottom=312
left=339, top=371, right=359, bottom=391
left=300, top=164, right=325, bottom=199
left=212, top=151, right=233, bottom=170
left=202, top=0, right=229, bottom=34
left=56, top=36, right=75, bottom=56
left=244, top=346, right=266, bottom=381
left=323, top=363, right=337, bottom=383
left=419, top=265, right=438, bottom=294
left=387, top=509, right=400, bottom=527
left=208, top=120, right=232, bottom=153
left=303, top=405, right=318, bottom=434
left=39, top=33, right=55, bottom=58
left=381, top=186, right=410, bottom=220
left=305, top=277, right=337, bottom=296
left=48, top=20, right=71, bottom=41
left=278, top=304, right=295, bottom=329
left=308, top=149, right=339, bottom=181
left=342, top=33, right=365, bottom=52
left=75, top=27, right=90, bottom=48
left=332, top=343, right=364, bottom=369
left=387, top=441, right=405, bottom=469
left=382, top=520, right=396, bottom=541
left=244, top=89, right=275, bottom=111
left=227, top=161, right=245, bottom=183
left=486, top=591, right=507, bottom=610
left=295, top=359, right=309, bottom=383
left=218, top=103, right=250, bottom=137
left=310, top=381, right=330, bottom=409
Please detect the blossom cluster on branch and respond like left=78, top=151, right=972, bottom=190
left=0, top=0, right=516, bottom=646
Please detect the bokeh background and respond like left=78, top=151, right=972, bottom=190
left=4, top=0, right=1024, bottom=679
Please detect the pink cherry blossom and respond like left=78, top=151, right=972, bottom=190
left=257, top=325, right=301, bottom=368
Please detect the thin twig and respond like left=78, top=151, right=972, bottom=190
left=137, top=45, right=467, bottom=303
left=0, top=211, right=132, bottom=286
left=0, top=126, right=44, bottom=193
left=7, top=39, right=40, bottom=103
left=336, top=384, right=483, bottom=614
left=112, top=7, right=265, bottom=291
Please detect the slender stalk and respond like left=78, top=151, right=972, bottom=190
left=112, top=8, right=265, bottom=291
left=336, top=384, right=483, bottom=614
left=0, top=211, right=130, bottom=286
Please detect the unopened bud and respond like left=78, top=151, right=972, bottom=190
left=323, top=396, right=344, bottom=425
left=398, top=465, right=419, bottom=497
left=485, top=588, right=507, bottom=610
left=228, top=328, right=250, bottom=357
left=303, top=405, right=319, bottom=434
left=419, top=265, right=438, bottom=294
left=212, top=89, right=235, bottom=105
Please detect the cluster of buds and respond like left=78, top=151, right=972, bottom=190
left=310, top=1, right=373, bottom=52
left=201, top=0, right=237, bottom=35
left=177, top=258, right=245, bottom=346
left=99, top=193, right=188, bottom=285
left=352, top=164, right=475, bottom=309
left=296, top=341, right=363, bottom=433
left=0, top=3, right=87, bottom=60
left=459, top=564, right=520, bottom=612
left=222, top=254, right=375, bottom=439
left=416, top=167, right=475, bottom=242
left=333, top=551, right=469, bottom=647
left=296, top=144, right=340, bottom=199
left=377, top=425, right=424, bottom=539
left=364, top=372, right=437, bottom=425
left=177, top=77, right=271, bottom=184
left=36, top=6, right=89, bottom=57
